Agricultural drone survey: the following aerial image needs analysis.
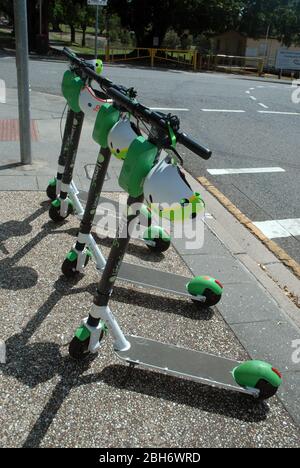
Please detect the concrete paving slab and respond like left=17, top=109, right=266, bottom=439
left=182, top=253, right=253, bottom=285
left=172, top=223, right=232, bottom=256
left=231, top=320, right=300, bottom=372
left=0, top=175, right=38, bottom=190
left=219, top=282, right=285, bottom=324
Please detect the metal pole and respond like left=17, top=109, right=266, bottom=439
left=39, top=0, right=43, bottom=35
left=13, top=0, right=32, bottom=165
left=264, top=23, right=270, bottom=71
left=94, top=5, right=99, bottom=58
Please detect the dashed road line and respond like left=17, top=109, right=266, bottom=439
left=258, top=111, right=300, bottom=115
left=259, top=103, right=269, bottom=109
left=207, top=167, right=285, bottom=175
left=250, top=96, right=257, bottom=101
left=253, top=219, right=300, bottom=239
left=201, top=109, right=246, bottom=113
left=150, top=107, right=189, bottom=112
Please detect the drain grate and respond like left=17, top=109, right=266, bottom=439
left=0, top=119, right=39, bottom=141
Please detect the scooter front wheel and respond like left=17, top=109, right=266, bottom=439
left=61, top=255, right=90, bottom=278
left=46, top=182, right=57, bottom=201
left=49, top=201, right=73, bottom=223
left=69, top=331, right=104, bottom=361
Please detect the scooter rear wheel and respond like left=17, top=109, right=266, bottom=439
left=146, top=237, right=171, bottom=253
left=192, top=288, right=222, bottom=308
left=255, top=379, right=278, bottom=400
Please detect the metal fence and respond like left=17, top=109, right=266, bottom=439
left=107, top=48, right=263, bottom=75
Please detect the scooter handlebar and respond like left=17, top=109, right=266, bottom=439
left=62, top=49, right=212, bottom=161
left=177, top=132, right=212, bottom=160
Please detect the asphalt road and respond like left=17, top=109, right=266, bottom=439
left=1, top=55, right=299, bottom=263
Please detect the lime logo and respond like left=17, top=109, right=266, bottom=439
left=0, top=79, right=6, bottom=104
left=98, top=154, right=105, bottom=163
left=0, top=340, right=6, bottom=364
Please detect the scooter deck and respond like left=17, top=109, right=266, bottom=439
left=115, top=335, right=254, bottom=395
left=117, top=262, right=191, bottom=297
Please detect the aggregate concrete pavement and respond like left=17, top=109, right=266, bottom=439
left=0, top=191, right=299, bottom=448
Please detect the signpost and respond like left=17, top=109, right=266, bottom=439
left=87, top=0, right=108, bottom=58
left=275, top=49, right=300, bottom=71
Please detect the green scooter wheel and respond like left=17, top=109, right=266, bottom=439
left=46, top=183, right=57, bottom=201
left=255, top=380, right=279, bottom=400
left=143, top=226, right=171, bottom=253
left=61, top=255, right=90, bottom=278
left=69, top=331, right=105, bottom=361
left=146, top=237, right=171, bottom=253
left=69, top=336, right=90, bottom=360
left=191, top=289, right=222, bottom=309
left=49, top=202, right=73, bottom=223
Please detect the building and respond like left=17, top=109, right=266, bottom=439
left=213, top=30, right=300, bottom=70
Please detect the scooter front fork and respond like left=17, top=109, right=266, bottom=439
left=77, top=195, right=144, bottom=353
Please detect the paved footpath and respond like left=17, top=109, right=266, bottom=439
left=0, top=89, right=300, bottom=447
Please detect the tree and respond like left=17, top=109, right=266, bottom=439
left=109, top=0, right=176, bottom=47
left=162, top=29, right=181, bottom=49
left=240, top=0, right=300, bottom=46
left=0, top=0, right=14, bottom=24
left=109, top=0, right=245, bottom=47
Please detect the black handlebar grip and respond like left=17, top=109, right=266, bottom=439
left=177, top=132, right=212, bottom=160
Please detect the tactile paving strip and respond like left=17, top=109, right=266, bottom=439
left=0, top=119, right=39, bottom=141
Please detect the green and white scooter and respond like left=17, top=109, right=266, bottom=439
left=60, top=49, right=223, bottom=308
left=47, top=50, right=171, bottom=253
left=68, top=84, right=282, bottom=401
left=46, top=56, right=105, bottom=203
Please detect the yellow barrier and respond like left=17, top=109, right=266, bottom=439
left=107, top=47, right=197, bottom=71
left=105, top=47, right=263, bottom=76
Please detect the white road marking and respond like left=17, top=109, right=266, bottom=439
left=246, top=91, right=250, bottom=94
left=259, top=103, right=269, bottom=109
left=258, top=111, right=300, bottom=115
left=150, top=107, right=189, bottom=112
left=250, top=96, right=257, bottom=101
left=253, top=219, right=300, bottom=239
left=250, top=87, right=255, bottom=90
left=201, top=109, right=246, bottom=113
left=207, top=167, right=285, bottom=175
left=257, top=86, right=265, bottom=88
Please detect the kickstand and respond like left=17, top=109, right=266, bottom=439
left=120, top=362, right=135, bottom=387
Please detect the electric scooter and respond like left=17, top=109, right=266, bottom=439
left=47, top=50, right=170, bottom=254
left=68, top=83, right=282, bottom=401
left=59, top=49, right=223, bottom=308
